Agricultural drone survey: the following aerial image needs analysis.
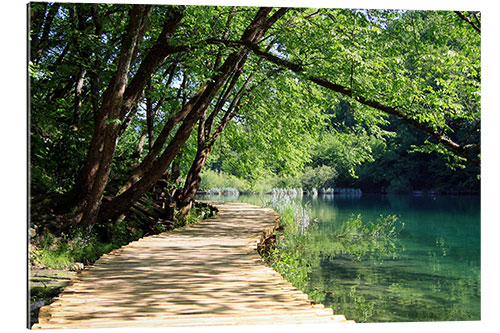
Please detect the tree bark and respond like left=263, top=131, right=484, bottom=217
left=132, top=130, right=148, bottom=160
left=146, top=79, right=154, bottom=150
left=178, top=145, right=211, bottom=218
left=90, top=4, right=103, bottom=35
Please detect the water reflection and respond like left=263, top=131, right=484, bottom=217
left=306, top=194, right=480, bottom=322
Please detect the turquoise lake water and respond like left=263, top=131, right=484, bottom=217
left=199, top=193, right=481, bottom=322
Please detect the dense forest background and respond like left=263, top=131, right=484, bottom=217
left=200, top=99, right=480, bottom=194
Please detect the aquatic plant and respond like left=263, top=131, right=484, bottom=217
left=263, top=192, right=310, bottom=233
left=259, top=192, right=316, bottom=289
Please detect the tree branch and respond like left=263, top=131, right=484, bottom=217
left=210, top=38, right=480, bottom=166
left=454, top=11, right=481, bottom=33
left=119, top=6, right=185, bottom=120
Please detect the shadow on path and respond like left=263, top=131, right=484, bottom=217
left=33, top=202, right=352, bottom=329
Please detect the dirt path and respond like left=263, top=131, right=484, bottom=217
left=33, top=202, right=352, bottom=329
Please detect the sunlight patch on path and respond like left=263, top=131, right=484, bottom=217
left=32, top=202, right=353, bottom=329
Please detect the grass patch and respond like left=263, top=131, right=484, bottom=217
left=30, top=228, right=120, bottom=270
left=30, top=202, right=216, bottom=270
left=30, top=286, right=65, bottom=304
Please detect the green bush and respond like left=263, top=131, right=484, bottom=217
left=32, top=229, right=114, bottom=269
left=300, top=165, right=338, bottom=191
left=30, top=164, right=65, bottom=195
left=226, top=175, right=251, bottom=192
left=200, top=169, right=226, bottom=190
left=387, top=176, right=412, bottom=193
left=275, top=175, right=302, bottom=189
left=250, top=174, right=278, bottom=193
left=31, top=218, right=147, bottom=270
left=200, top=169, right=251, bottom=192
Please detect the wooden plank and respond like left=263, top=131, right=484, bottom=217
left=41, top=307, right=338, bottom=321
left=33, top=202, right=353, bottom=329
left=41, top=312, right=346, bottom=328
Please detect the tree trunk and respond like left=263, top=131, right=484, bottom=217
left=178, top=145, right=211, bottom=219
left=29, top=2, right=48, bottom=62
left=146, top=79, right=154, bottom=150
left=116, top=83, right=208, bottom=194
left=76, top=5, right=151, bottom=228
left=73, top=69, right=86, bottom=126
left=32, top=3, right=60, bottom=64
left=98, top=108, right=201, bottom=221
left=170, top=156, right=182, bottom=187
left=77, top=125, right=121, bottom=228
left=132, top=130, right=148, bottom=160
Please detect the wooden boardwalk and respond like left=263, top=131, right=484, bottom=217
left=33, top=202, right=353, bottom=329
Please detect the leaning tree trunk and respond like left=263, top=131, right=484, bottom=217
left=177, top=55, right=262, bottom=219
left=177, top=66, right=246, bottom=218
left=116, top=84, right=207, bottom=194
left=177, top=145, right=211, bottom=219
left=74, top=5, right=185, bottom=227
left=177, top=97, right=246, bottom=217
left=98, top=8, right=287, bottom=223
left=76, top=5, right=151, bottom=228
